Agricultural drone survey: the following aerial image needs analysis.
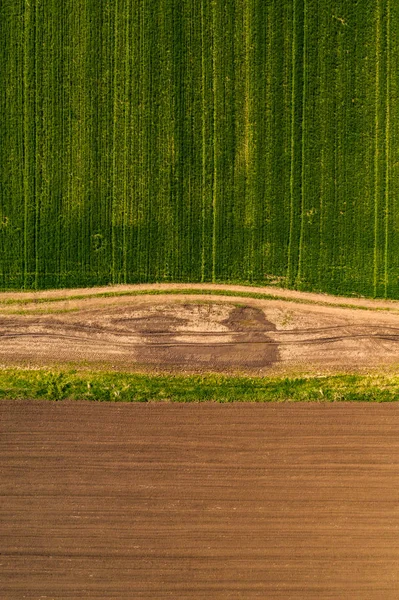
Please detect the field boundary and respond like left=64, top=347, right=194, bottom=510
left=1, top=368, right=399, bottom=402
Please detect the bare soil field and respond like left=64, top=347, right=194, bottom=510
left=2, top=284, right=399, bottom=374
left=1, top=400, right=399, bottom=599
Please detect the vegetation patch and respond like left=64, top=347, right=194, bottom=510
left=1, top=369, right=398, bottom=403
left=1, top=1, right=398, bottom=298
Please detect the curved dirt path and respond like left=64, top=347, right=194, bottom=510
left=2, top=282, right=399, bottom=311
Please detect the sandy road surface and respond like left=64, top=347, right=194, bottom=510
left=2, top=285, right=399, bottom=374
left=3, top=282, right=399, bottom=311
left=1, top=400, right=399, bottom=599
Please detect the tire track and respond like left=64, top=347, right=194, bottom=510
left=3, top=331, right=399, bottom=348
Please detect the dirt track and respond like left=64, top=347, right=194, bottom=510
left=2, top=284, right=399, bottom=374
left=1, top=400, right=399, bottom=599
left=3, top=282, right=399, bottom=311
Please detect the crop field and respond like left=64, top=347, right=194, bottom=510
left=1, top=0, right=399, bottom=297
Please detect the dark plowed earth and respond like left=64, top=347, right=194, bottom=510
left=1, top=401, right=399, bottom=599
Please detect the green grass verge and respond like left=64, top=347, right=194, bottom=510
left=1, top=369, right=398, bottom=403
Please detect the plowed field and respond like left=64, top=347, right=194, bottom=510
left=1, top=401, right=398, bottom=599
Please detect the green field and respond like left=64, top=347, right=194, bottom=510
left=1, top=0, right=399, bottom=297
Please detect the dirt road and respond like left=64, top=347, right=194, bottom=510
left=3, top=282, right=399, bottom=311
left=2, top=285, right=399, bottom=374
left=1, top=400, right=398, bottom=599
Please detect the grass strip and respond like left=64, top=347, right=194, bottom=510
left=0, top=369, right=399, bottom=402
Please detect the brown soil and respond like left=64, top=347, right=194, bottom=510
left=1, top=400, right=399, bottom=599
left=1, top=287, right=399, bottom=374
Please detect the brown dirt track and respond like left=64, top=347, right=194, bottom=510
left=1, top=400, right=399, bottom=599
left=2, top=283, right=399, bottom=374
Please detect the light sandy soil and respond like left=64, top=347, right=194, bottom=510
left=2, top=282, right=399, bottom=311
left=1, top=400, right=399, bottom=599
left=1, top=285, right=399, bottom=374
